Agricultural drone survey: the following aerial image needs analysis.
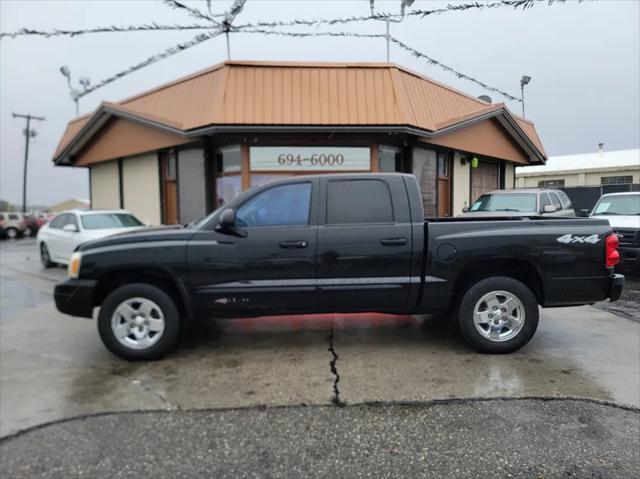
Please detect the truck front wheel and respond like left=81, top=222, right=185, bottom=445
left=98, top=283, right=180, bottom=360
left=458, top=276, right=539, bottom=354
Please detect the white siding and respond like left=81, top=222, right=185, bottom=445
left=122, top=153, right=161, bottom=225
left=452, top=152, right=470, bottom=215
left=90, top=161, right=120, bottom=209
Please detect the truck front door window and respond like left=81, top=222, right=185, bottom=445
left=236, top=183, right=312, bottom=227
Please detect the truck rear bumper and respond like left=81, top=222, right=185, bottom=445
left=608, top=274, right=625, bottom=302
left=54, top=279, right=97, bottom=318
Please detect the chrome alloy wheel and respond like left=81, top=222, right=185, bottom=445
left=473, top=290, right=525, bottom=342
left=111, top=297, right=165, bottom=350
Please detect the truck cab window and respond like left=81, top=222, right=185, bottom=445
left=235, top=183, right=312, bottom=228
left=327, top=179, right=393, bottom=224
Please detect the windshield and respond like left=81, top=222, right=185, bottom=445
left=469, top=193, right=538, bottom=212
left=592, top=195, right=640, bottom=216
left=81, top=213, right=144, bottom=230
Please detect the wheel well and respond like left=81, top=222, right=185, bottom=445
left=453, top=260, right=544, bottom=305
left=93, top=269, right=189, bottom=320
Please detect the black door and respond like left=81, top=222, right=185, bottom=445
left=316, top=177, right=413, bottom=311
left=188, top=179, right=319, bottom=316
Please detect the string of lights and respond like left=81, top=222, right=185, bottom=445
left=162, top=0, right=221, bottom=24
left=75, top=30, right=223, bottom=99
left=0, top=0, right=581, bottom=102
left=232, top=27, right=522, bottom=102
left=0, top=23, right=212, bottom=40
left=0, top=0, right=578, bottom=39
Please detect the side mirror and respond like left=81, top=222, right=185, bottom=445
left=63, top=223, right=78, bottom=233
left=579, top=209, right=591, bottom=217
left=542, top=205, right=557, bottom=213
left=219, top=208, right=236, bottom=228
left=462, top=206, right=470, bottom=213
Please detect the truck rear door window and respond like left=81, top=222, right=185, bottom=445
left=326, top=179, right=393, bottom=224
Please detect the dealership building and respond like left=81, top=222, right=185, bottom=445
left=53, top=61, right=547, bottom=225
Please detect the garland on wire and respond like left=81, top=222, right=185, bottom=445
left=1, top=0, right=581, bottom=39
left=162, top=0, right=220, bottom=24
left=75, top=30, right=222, bottom=99
left=232, top=0, right=577, bottom=30
left=232, top=27, right=521, bottom=102
left=0, top=23, right=212, bottom=39
left=388, top=36, right=522, bottom=102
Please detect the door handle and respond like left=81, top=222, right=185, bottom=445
left=380, top=237, right=408, bottom=246
left=279, top=240, right=308, bottom=249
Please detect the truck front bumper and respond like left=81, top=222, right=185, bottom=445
left=54, top=279, right=97, bottom=318
left=608, top=274, right=625, bottom=302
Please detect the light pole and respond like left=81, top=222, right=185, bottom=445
left=370, top=0, right=414, bottom=62
left=60, top=66, right=91, bottom=117
left=520, top=75, right=531, bottom=118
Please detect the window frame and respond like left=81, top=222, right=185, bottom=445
left=234, top=180, right=314, bottom=230
left=323, top=178, right=396, bottom=226
left=601, top=175, right=633, bottom=186
left=548, top=192, right=562, bottom=209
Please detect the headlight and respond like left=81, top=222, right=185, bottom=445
left=68, top=252, right=82, bottom=278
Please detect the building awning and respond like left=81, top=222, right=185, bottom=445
left=53, top=61, right=547, bottom=166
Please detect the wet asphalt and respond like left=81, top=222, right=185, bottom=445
left=1, top=238, right=639, bottom=477
left=1, top=400, right=638, bottom=479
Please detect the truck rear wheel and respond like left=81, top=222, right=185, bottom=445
left=98, top=283, right=180, bottom=360
left=458, top=276, right=538, bottom=354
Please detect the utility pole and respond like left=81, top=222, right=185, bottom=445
left=12, top=113, right=45, bottom=213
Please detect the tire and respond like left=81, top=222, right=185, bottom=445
left=457, top=276, right=539, bottom=354
left=98, top=283, right=180, bottom=360
left=40, top=243, right=55, bottom=268
left=6, top=227, right=18, bottom=240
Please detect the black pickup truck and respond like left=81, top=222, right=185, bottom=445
left=54, top=173, right=624, bottom=360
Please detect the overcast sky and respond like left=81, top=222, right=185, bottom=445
left=1, top=0, right=639, bottom=207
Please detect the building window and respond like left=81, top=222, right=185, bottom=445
left=601, top=176, right=632, bottom=185
left=248, top=146, right=371, bottom=188
left=378, top=145, right=402, bottom=172
left=160, top=150, right=179, bottom=224
left=412, top=148, right=437, bottom=217
left=538, top=179, right=565, bottom=188
left=215, top=145, right=242, bottom=207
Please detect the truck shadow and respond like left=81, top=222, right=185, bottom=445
left=176, top=312, right=466, bottom=353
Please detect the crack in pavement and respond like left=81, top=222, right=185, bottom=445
left=327, top=320, right=346, bottom=407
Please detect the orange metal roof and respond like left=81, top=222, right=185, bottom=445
left=54, top=60, right=546, bottom=163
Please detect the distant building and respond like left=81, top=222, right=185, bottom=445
left=516, top=147, right=639, bottom=191
left=516, top=147, right=640, bottom=213
left=53, top=61, right=547, bottom=224
left=49, top=198, right=90, bottom=212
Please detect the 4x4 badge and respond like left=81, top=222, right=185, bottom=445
left=556, top=233, right=601, bottom=244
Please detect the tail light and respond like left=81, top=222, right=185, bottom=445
left=605, top=233, right=620, bottom=268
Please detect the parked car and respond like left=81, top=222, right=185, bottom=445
left=458, top=188, right=575, bottom=217
left=37, top=209, right=146, bottom=267
left=53, top=173, right=624, bottom=360
left=23, top=213, right=49, bottom=236
left=0, top=212, right=27, bottom=239
left=591, top=192, right=640, bottom=274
